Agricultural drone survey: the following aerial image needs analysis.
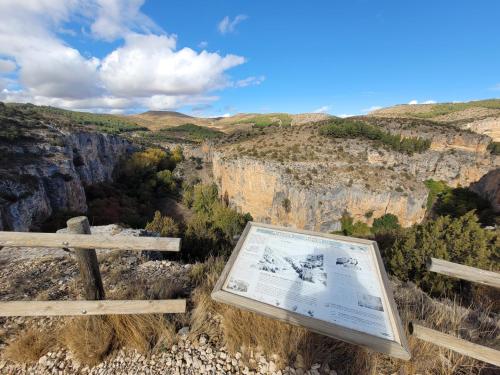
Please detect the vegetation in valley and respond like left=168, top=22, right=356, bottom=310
left=424, top=179, right=496, bottom=225
left=320, top=118, right=431, bottom=154
left=85, top=147, right=182, bottom=228
left=180, top=183, right=252, bottom=261
left=339, top=212, right=402, bottom=238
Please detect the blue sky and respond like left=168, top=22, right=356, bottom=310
left=0, top=1, right=499, bottom=117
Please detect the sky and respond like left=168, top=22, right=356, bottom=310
left=1, top=0, right=500, bottom=117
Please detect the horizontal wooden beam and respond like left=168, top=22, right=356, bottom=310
left=409, top=322, right=500, bottom=366
left=0, top=232, right=180, bottom=252
left=0, top=299, right=186, bottom=316
left=427, top=258, right=500, bottom=289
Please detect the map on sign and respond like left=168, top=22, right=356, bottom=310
left=211, top=222, right=410, bottom=360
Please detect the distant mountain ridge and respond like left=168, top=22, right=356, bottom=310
left=140, top=110, right=194, bottom=118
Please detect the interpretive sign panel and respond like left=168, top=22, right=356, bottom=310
left=212, top=222, right=411, bottom=360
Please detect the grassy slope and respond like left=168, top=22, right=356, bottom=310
left=1, top=102, right=147, bottom=135
left=371, top=99, right=500, bottom=119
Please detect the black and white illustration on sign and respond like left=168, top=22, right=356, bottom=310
left=222, top=226, right=395, bottom=340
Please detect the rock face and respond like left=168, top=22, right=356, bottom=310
left=210, top=118, right=499, bottom=231
left=0, top=132, right=133, bottom=231
left=471, top=168, right=500, bottom=212
left=212, top=153, right=428, bottom=230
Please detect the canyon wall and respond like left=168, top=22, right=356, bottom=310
left=211, top=143, right=498, bottom=231
left=0, top=132, right=133, bottom=231
left=212, top=153, right=428, bottom=231
left=471, top=168, right=500, bottom=213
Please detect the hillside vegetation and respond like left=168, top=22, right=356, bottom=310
left=320, top=118, right=431, bottom=154
left=1, top=102, right=146, bottom=135
left=407, top=99, right=500, bottom=118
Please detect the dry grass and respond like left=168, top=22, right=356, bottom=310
left=188, top=256, right=226, bottom=341
left=58, top=271, right=188, bottom=366
left=61, top=314, right=176, bottom=366
left=4, top=327, right=57, bottom=363
left=4, top=259, right=189, bottom=366
left=221, top=307, right=371, bottom=373
left=376, top=281, right=499, bottom=375
left=61, top=316, right=115, bottom=366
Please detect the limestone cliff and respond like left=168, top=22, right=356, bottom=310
left=210, top=119, right=498, bottom=231
left=0, top=120, right=133, bottom=231
left=212, top=153, right=427, bottom=230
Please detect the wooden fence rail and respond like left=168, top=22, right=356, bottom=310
left=0, top=231, right=180, bottom=252
left=426, top=257, right=500, bottom=289
left=0, top=300, right=186, bottom=317
left=0, top=216, right=185, bottom=317
left=409, top=322, right=500, bottom=367
left=410, top=258, right=500, bottom=367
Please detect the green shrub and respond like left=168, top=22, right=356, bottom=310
left=435, top=187, right=490, bottom=217
left=182, top=183, right=252, bottom=261
left=171, top=145, right=184, bottom=163
left=282, top=198, right=291, bottom=213
left=339, top=212, right=371, bottom=237
left=192, top=183, right=219, bottom=214
left=382, top=211, right=499, bottom=296
left=320, top=118, right=431, bottom=154
left=145, top=211, right=179, bottom=237
left=424, top=179, right=450, bottom=210
left=156, top=170, right=176, bottom=192
left=487, top=141, right=500, bottom=155
left=372, top=214, right=400, bottom=234
left=182, top=184, right=194, bottom=208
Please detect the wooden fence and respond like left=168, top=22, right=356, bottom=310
left=409, top=257, right=500, bottom=367
left=0, top=216, right=185, bottom=316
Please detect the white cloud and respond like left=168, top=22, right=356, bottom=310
left=313, top=105, right=330, bottom=113
left=337, top=114, right=356, bottom=118
left=218, top=15, right=248, bottom=34
left=0, top=59, right=16, bottom=73
left=234, top=75, right=265, bottom=88
left=100, top=33, right=245, bottom=97
left=90, top=0, right=161, bottom=41
left=0, top=1, right=252, bottom=112
left=408, top=99, right=435, bottom=105
left=362, top=105, right=382, bottom=113
left=198, top=41, right=208, bottom=49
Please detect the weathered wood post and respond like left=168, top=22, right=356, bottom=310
left=66, top=216, right=105, bottom=300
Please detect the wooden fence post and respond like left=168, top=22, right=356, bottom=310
left=67, top=216, right=105, bottom=300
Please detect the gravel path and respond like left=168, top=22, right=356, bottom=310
left=0, top=333, right=338, bottom=374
